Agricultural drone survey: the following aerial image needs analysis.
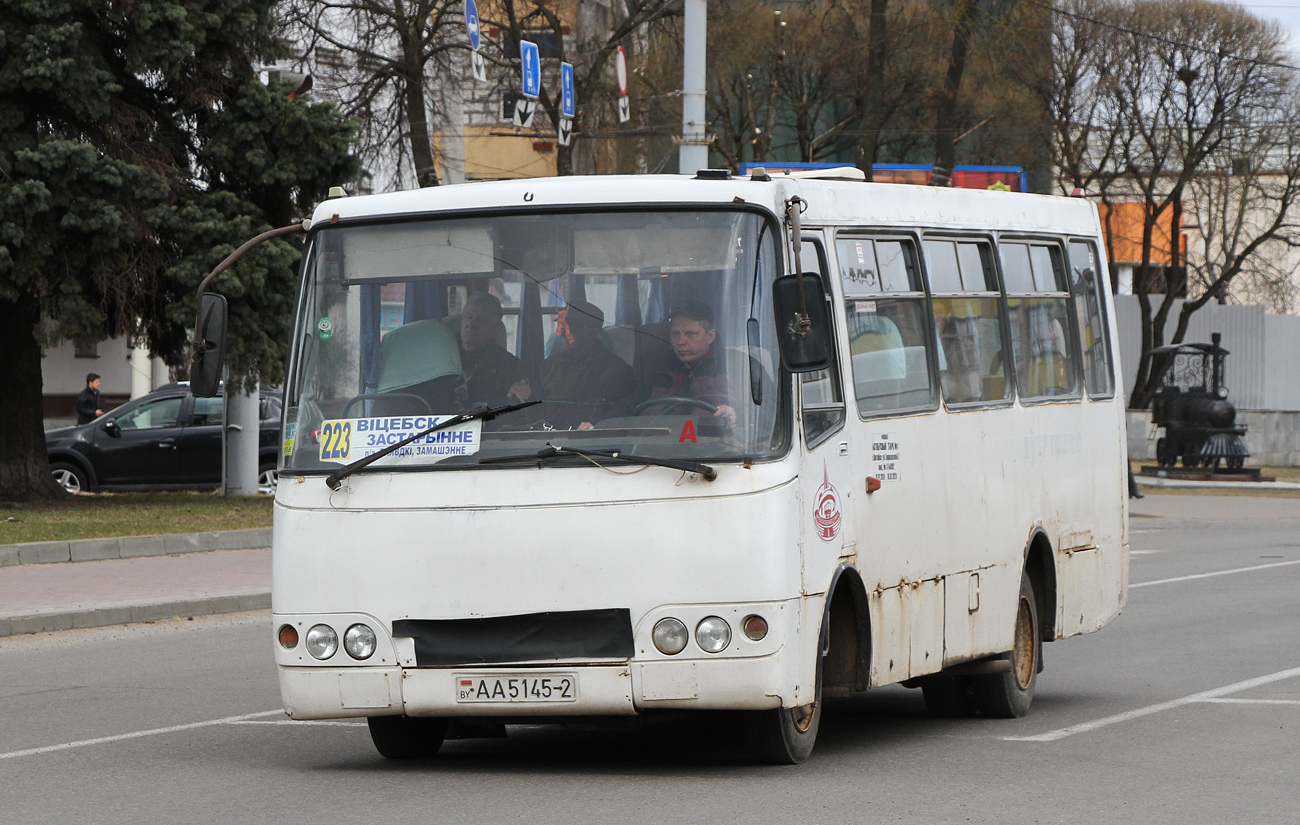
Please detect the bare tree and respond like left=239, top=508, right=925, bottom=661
left=279, top=0, right=465, bottom=190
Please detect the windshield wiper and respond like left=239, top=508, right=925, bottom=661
left=479, top=443, right=717, bottom=481
left=325, top=400, right=541, bottom=490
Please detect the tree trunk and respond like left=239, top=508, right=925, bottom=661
left=404, top=63, right=440, bottom=187
left=931, top=0, right=977, bottom=187
left=858, top=0, right=888, bottom=180
left=0, top=296, right=68, bottom=501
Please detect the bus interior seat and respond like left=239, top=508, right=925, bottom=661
left=854, top=346, right=932, bottom=411
left=373, top=319, right=463, bottom=415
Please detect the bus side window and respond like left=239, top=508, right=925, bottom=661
left=799, top=238, right=845, bottom=448
left=924, top=238, right=1011, bottom=406
left=1067, top=240, right=1115, bottom=398
left=837, top=236, right=937, bottom=415
left=1001, top=241, right=1081, bottom=400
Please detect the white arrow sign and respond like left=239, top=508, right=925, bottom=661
left=470, top=50, right=486, bottom=84
left=558, top=118, right=572, bottom=146
left=617, top=95, right=630, bottom=124
left=513, top=97, right=536, bottom=129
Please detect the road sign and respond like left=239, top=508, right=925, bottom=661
left=558, top=118, right=572, bottom=146
left=617, top=95, right=630, bottom=124
left=513, top=97, right=536, bottom=129
left=465, top=0, right=480, bottom=51
left=615, top=46, right=628, bottom=96
left=560, top=62, right=575, bottom=119
left=520, top=40, right=540, bottom=100
left=470, top=50, right=486, bottom=83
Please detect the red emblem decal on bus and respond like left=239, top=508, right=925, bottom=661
left=814, top=464, right=841, bottom=541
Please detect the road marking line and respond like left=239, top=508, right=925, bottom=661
left=223, top=719, right=367, bottom=727
left=1003, top=665, right=1300, bottom=742
left=0, top=710, right=283, bottom=760
left=1130, top=550, right=1163, bottom=555
left=1130, top=559, right=1300, bottom=588
left=1194, top=698, right=1300, bottom=706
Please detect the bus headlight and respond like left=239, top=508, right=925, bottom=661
left=344, top=623, right=377, bottom=660
left=305, top=624, right=339, bottom=660
left=695, top=617, right=732, bottom=653
left=652, top=618, right=689, bottom=655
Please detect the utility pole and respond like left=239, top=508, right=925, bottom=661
left=679, top=0, right=709, bottom=173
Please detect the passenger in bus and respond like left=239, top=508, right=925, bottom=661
left=538, top=299, right=635, bottom=428
left=459, top=292, right=532, bottom=407
left=640, top=300, right=736, bottom=425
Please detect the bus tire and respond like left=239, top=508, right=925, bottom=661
left=743, top=639, right=823, bottom=764
left=973, top=571, right=1040, bottom=719
left=367, top=716, right=448, bottom=759
left=921, top=675, right=978, bottom=718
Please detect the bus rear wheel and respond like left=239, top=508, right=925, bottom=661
left=367, top=715, right=447, bottom=759
left=972, top=571, right=1040, bottom=718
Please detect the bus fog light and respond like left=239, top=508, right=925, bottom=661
left=344, top=624, right=377, bottom=660
left=652, top=618, right=689, bottom=655
left=305, top=624, right=338, bottom=659
left=277, top=624, right=299, bottom=649
left=695, top=617, right=731, bottom=653
left=742, top=615, right=768, bottom=641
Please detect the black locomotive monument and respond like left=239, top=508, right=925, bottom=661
left=1148, top=332, right=1252, bottom=474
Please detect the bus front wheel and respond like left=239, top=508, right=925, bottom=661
left=743, top=638, right=823, bottom=764
left=972, top=571, right=1040, bottom=718
left=367, top=716, right=447, bottom=759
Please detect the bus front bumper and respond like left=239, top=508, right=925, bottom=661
left=278, top=657, right=787, bottom=720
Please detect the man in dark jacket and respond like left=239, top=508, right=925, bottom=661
left=459, top=292, right=531, bottom=408
left=642, top=301, right=735, bottom=425
left=538, top=299, right=634, bottom=428
left=75, top=373, right=103, bottom=425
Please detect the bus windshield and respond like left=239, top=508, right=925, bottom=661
left=282, top=208, right=789, bottom=476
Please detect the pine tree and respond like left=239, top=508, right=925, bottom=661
left=0, top=0, right=359, bottom=500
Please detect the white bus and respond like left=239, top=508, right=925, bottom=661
left=265, top=169, right=1128, bottom=763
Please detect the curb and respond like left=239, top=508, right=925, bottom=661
left=0, top=527, right=271, bottom=568
left=1135, top=476, right=1300, bottom=491
left=0, top=592, right=271, bottom=638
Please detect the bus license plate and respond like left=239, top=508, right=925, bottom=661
left=455, top=673, right=578, bottom=703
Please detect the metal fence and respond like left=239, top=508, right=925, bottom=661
left=1114, top=295, right=1300, bottom=412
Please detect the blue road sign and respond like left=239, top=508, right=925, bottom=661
left=465, top=0, right=480, bottom=51
left=560, top=62, right=575, bottom=119
left=520, top=40, right=540, bottom=100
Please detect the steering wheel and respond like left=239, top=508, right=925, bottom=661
left=341, top=392, right=433, bottom=418
left=631, top=396, right=719, bottom=415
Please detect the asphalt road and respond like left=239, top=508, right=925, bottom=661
left=2, top=495, right=1297, bottom=825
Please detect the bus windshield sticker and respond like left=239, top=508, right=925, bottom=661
left=317, top=416, right=482, bottom=466
left=855, top=300, right=877, bottom=314
left=814, top=463, right=841, bottom=542
left=872, top=433, right=901, bottom=482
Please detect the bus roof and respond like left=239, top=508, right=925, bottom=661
left=309, top=174, right=1101, bottom=238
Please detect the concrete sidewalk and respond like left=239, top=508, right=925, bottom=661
left=0, top=547, right=270, bottom=638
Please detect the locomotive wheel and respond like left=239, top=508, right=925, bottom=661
left=1227, top=456, right=1245, bottom=471
left=1155, top=438, right=1172, bottom=467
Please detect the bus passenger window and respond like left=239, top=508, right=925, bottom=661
left=924, top=238, right=1010, bottom=406
left=837, top=236, right=936, bottom=415
left=1000, top=241, right=1080, bottom=400
left=1067, top=240, right=1115, bottom=398
left=800, top=238, right=845, bottom=447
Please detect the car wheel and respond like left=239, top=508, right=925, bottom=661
left=258, top=464, right=278, bottom=496
left=50, top=462, right=88, bottom=495
left=367, top=716, right=447, bottom=759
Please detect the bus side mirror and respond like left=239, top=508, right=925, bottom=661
left=772, top=273, right=833, bottom=373
left=190, top=292, right=228, bottom=398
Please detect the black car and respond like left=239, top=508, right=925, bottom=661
left=45, top=383, right=282, bottom=494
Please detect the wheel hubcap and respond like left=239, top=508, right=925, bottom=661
left=1012, top=596, right=1035, bottom=690
left=790, top=702, right=817, bottom=733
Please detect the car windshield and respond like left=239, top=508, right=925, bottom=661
left=282, top=208, right=789, bottom=476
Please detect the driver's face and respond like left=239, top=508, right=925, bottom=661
left=670, top=317, right=715, bottom=365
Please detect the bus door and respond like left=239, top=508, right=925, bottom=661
left=793, top=236, right=856, bottom=591
left=833, top=232, right=947, bottom=684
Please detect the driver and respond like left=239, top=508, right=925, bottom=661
left=641, top=300, right=736, bottom=425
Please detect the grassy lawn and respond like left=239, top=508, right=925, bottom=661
left=0, top=492, right=273, bottom=545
